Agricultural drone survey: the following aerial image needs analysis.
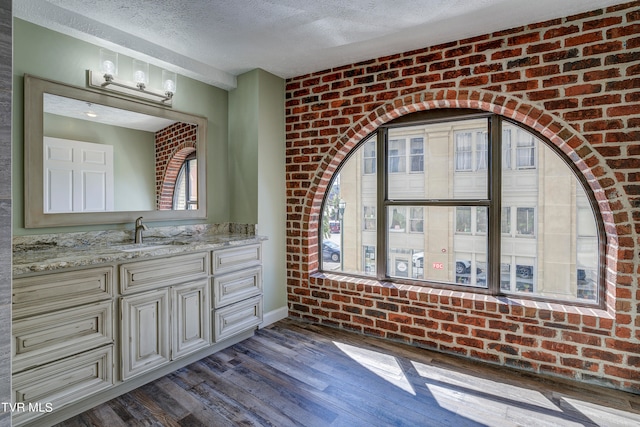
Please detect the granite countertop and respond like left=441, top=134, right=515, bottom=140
left=13, top=226, right=265, bottom=276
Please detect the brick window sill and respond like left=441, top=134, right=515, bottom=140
left=309, top=271, right=614, bottom=325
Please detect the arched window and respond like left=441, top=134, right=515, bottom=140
left=173, top=152, right=197, bottom=210
left=320, top=109, right=603, bottom=306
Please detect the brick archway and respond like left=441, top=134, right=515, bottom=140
left=302, top=89, right=618, bottom=312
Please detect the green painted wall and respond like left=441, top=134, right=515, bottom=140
left=13, top=19, right=288, bottom=316
left=13, top=19, right=229, bottom=234
left=229, top=69, right=287, bottom=316
left=228, top=71, right=259, bottom=224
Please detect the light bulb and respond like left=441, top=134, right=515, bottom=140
left=134, top=70, right=146, bottom=84
left=163, top=79, right=176, bottom=92
left=162, top=70, right=177, bottom=96
left=103, top=60, right=115, bottom=75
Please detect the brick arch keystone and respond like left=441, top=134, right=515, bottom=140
left=301, top=89, right=619, bottom=312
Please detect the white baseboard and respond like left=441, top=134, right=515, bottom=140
left=260, top=306, right=288, bottom=328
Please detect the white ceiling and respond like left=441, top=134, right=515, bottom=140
left=15, top=0, right=624, bottom=90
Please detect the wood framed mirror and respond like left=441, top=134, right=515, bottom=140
left=24, top=74, right=207, bottom=228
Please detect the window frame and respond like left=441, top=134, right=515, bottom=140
left=319, top=109, right=606, bottom=308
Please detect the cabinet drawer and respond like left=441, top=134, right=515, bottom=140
left=212, top=266, right=262, bottom=309
left=212, top=295, right=262, bottom=342
left=212, top=244, right=261, bottom=275
left=12, top=345, right=113, bottom=426
left=120, top=252, right=209, bottom=294
left=13, top=266, right=114, bottom=318
left=12, top=300, right=114, bottom=373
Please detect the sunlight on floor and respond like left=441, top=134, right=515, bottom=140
left=410, top=360, right=559, bottom=412
left=334, top=342, right=416, bottom=395
left=562, top=397, right=640, bottom=426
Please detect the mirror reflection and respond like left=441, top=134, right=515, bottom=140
left=43, top=94, right=197, bottom=213
left=24, top=74, right=207, bottom=228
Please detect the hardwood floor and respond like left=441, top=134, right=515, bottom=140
left=56, top=319, right=640, bottom=427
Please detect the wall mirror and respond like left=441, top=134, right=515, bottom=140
left=24, top=74, right=207, bottom=228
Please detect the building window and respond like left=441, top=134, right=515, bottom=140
left=389, top=207, right=406, bottom=232
left=455, top=130, right=488, bottom=172
left=388, top=139, right=406, bottom=173
left=516, top=207, right=535, bottom=236
left=456, top=207, right=471, bottom=233
left=364, top=206, right=376, bottom=231
left=320, top=109, right=602, bottom=305
left=363, top=139, right=376, bottom=174
left=410, top=207, right=424, bottom=232
left=410, top=138, right=424, bottom=172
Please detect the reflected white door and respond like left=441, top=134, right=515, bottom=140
left=43, top=137, right=114, bottom=213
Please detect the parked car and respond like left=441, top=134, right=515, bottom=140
left=322, top=241, right=341, bottom=262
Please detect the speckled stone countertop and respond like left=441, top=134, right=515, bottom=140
left=13, top=223, right=265, bottom=276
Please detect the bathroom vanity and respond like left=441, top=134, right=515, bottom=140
left=11, top=231, right=264, bottom=426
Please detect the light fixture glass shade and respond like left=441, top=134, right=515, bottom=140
left=132, top=60, right=149, bottom=87
left=162, top=70, right=177, bottom=95
left=100, top=49, right=118, bottom=77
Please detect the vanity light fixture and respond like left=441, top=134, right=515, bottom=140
left=88, top=48, right=176, bottom=106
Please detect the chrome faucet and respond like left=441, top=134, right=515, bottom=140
left=134, top=216, right=148, bottom=244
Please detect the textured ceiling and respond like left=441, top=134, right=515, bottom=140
left=15, top=0, right=625, bottom=90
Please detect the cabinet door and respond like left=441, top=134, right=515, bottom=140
left=121, top=288, right=170, bottom=380
left=172, top=280, right=210, bottom=359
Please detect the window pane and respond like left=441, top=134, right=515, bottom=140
left=388, top=139, right=406, bottom=173
left=410, top=137, right=424, bottom=172
left=388, top=119, right=488, bottom=200
left=516, top=207, right=535, bottom=236
left=476, top=207, right=487, bottom=234
left=363, top=206, right=376, bottom=231
left=388, top=206, right=487, bottom=288
left=410, top=207, right=424, bottom=232
left=321, top=135, right=377, bottom=276
left=363, top=139, right=376, bottom=174
left=476, top=132, right=488, bottom=170
left=456, top=207, right=471, bottom=233
left=502, top=127, right=598, bottom=302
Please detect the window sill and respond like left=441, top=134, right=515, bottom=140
left=309, top=270, right=613, bottom=320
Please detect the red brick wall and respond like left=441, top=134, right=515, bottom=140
left=285, top=2, right=640, bottom=392
left=155, top=122, right=197, bottom=209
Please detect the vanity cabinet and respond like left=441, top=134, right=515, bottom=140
left=11, top=266, right=115, bottom=426
left=12, top=239, right=264, bottom=426
left=119, top=252, right=210, bottom=380
left=211, top=244, right=263, bottom=341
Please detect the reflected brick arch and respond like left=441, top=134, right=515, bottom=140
left=155, top=122, right=197, bottom=210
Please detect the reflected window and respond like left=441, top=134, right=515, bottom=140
left=173, top=153, right=197, bottom=210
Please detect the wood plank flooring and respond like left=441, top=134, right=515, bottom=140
left=56, top=319, right=640, bottom=426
